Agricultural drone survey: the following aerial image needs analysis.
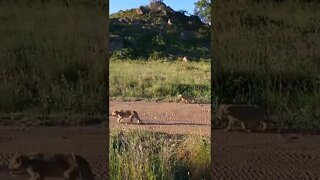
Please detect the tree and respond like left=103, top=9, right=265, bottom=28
left=194, top=0, right=211, bottom=24
left=178, top=9, right=191, bottom=16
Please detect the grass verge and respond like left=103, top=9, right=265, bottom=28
left=109, top=129, right=211, bottom=180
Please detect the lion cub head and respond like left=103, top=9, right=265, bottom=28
left=9, top=152, right=28, bottom=171
left=111, top=110, right=120, bottom=116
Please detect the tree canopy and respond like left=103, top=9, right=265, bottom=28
left=194, top=0, right=211, bottom=24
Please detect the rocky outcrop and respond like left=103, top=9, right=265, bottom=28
left=136, top=6, right=149, bottom=15
left=149, top=1, right=174, bottom=17
left=118, top=17, right=130, bottom=24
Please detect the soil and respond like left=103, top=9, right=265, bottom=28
left=0, top=101, right=210, bottom=180
left=1, top=101, right=319, bottom=179
left=212, top=130, right=320, bottom=179
left=109, top=101, right=211, bottom=136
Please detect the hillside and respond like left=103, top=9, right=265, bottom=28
left=109, top=1, right=210, bottom=60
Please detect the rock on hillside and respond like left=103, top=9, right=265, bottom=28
left=109, top=1, right=210, bottom=60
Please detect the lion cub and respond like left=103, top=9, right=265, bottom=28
left=8, top=152, right=95, bottom=180
left=176, top=94, right=196, bottom=104
left=111, top=110, right=144, bottom=124
left=217, top=104, right=268, bottom=133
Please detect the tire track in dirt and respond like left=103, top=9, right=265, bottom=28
left=109, top=101, right=211, bottom=136
left=213, top=130, right=320, bottom=179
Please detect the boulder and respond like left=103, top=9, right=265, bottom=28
left=136, top=6, right=149, bottom=15
left=118, top=18, right=130, bottom=24
left=149, top=1, right=171, bottom=15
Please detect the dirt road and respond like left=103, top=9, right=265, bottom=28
left=110, top=101, right=320, bottom=179
left=109, top=101, right=211, bottom=136
left=1, top=101, right=319, bottom=179
left=213, top=130, right=320, bottom=179
left=0, top=101, right=210, bottom=179
left=0, top=126, right=107, bottom=180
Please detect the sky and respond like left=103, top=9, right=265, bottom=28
left=110, top=0, right=199, bottom=15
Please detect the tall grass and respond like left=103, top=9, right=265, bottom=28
left=212, top=0, right=320, bottom=131
left=109, top=58, right=211, bottom=103
left=0, top=0, right=107, bottom=124
left=109, top=130, right=211, bottom=180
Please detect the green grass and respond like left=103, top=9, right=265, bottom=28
left=109, top=58, right=211, bottom=103
left=0, top=0, right=107, bottom=125
left=212, top=0, right=320, bottom=131
left=109, top=129, right=211, bottom=180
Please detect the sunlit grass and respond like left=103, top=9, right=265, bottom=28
left=109, top=59, right=211, bottom=103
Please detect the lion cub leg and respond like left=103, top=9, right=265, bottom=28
left=179, top=98, right=185, bottom=103
left=134, top=115, right=144, bottom=124
left=129, top=114, right=134, bottom=123
left=260, top=121, right=267, bottom=131
left=136, top=116, right=144, bottom=124
left=180, top=97, right=188, bottom=103
left=27, top=168, right=43, bottom=180
left=64, top=167, right=78, bottom=180
left=185, top=99, right=192, bottom=103
left=131, top=111, right=144, bottom=124
left=117, top=116, right=123, bottom=124
left=225, top=116, right=235, bottom=131
left=240, top=122, right=251, bottom=133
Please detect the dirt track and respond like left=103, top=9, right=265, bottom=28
left=213, top=130, right=320, bottom=179
left=0, top=101, right=210, bottom=180
left=109, top=101, right=211, bottom=136
left=1, top=101, right=319, bottom=179
left=0, top=126, right=107, bottom=180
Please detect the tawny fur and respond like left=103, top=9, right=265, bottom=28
left=8, top=152, right=95, bottom=180
left=217, top=104, right=268, bottom=133
left=182, top=56, right=188, bottom=63
left=176, top=94, right=196, bottom=104
left=111, top=110, right=144, bottom=124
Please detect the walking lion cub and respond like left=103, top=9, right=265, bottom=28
left=217, top=104, right=268, bottom=133
left=176, top=94, right=196, bottom=104
left=111, top=110, right=144, bottom=124
left=8, top=152, right=95, bottom=180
